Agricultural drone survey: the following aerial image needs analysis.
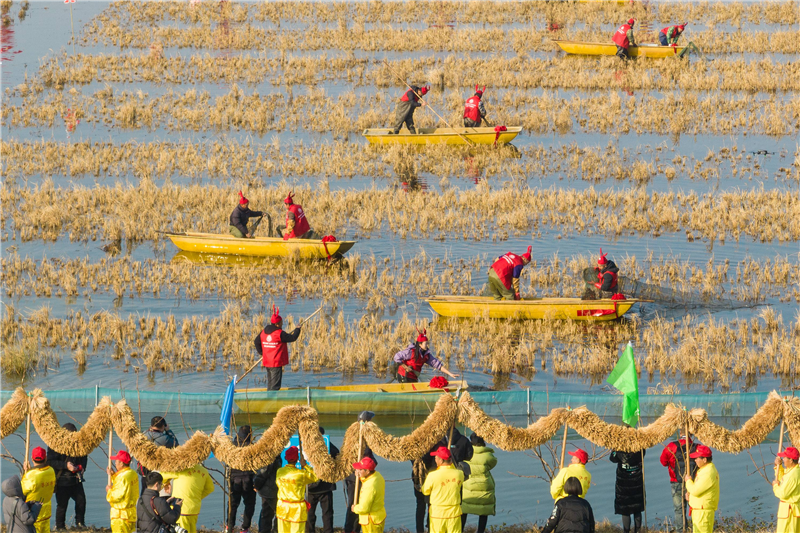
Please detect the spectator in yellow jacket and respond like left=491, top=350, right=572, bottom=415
left=276, top=446, right=318, bottom=533
left=351, top=456, right=386, bottom=533
left=161, top=463, right=215, bottom=533
left=106, top=450, right=139, bottom=533
left=421, top=446, right=464, bottom=533
left=684, top=446, right=719, bottom=533
left=773, top=447, right=800, bottom=533
left=21, top=447, right=56, bottom=533
left=551, top=449, right=591, bottom=501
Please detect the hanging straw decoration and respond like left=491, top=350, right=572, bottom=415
left=1, top=388, right=29, bottom=439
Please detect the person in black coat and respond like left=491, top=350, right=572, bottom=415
left=230, top=191, right=264, bottom=238
left=610, top=449, right=646, bottom=533
left=540, top=477, right=595, bottom=533
left=306, top=427, right=338, bottom=533
left=254, top=455, right=282, bottom=533
left=138, top=472, right=182, bottom=533
left=228, top=425, right=257, bottom=533
left=46, top=423, right=87, bottom=530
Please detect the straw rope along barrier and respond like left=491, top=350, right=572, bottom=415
left=2, top=388, right=797, bottom=483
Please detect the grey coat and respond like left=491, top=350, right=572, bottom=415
left=2, top=476, right=41, bottom=533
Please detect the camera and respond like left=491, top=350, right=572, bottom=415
left=173, top=525, right=188, bottom=533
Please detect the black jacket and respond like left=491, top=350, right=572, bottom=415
left=599, top=261, right=620, bottom=292
left=253, top=457, right=283, bottom=500
left=307, top=442, right=339, bottom=494
left=540, top=495, right=595, bottom=533
left=230, top=205, right=263, bottom=236
left=610, top=450, right=645, bottom=515
left=230, top=427, right=255, bottom=487
left=46, top=447, right=87, bottom=487
left=254, top=325, right=301, bottom=355
left=137, top=488, right=182, bottom=533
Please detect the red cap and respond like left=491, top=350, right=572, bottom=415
left=568, top=449, right=588, bottom=464
left=284, top=446, right=299, bottom=463
left=416, top=327, right=428, bottom=343
left=628, top=18, right=635, bottom=25
left=778, top=447, right=800, bottom=461
left=598, top=248, right=609, bottom=266
left=270, top=304, right=282, bottom=325
left=31, top=447, right=46, bottom=462
left=521, top=245, right=532, bottom=262
left=430, top=446, right=452, bottom=460
left=678, top=24, right=685, bottom=31
left=110, top=450, right=132, bottom=465
left=353, top=456, right=377, bottom=470
left=689, top=445, right=713, bottom=458
left=238, top=191, right=249, bottom=205
left=284, top=191, right=294, bottom=205
left=419, top=86, right=429, bottom=96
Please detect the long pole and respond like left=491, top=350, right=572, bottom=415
left=353, top=420, right=366, bottom=505
left=559, top=423, right=569, bottom=468
left=23, top=403, right=31, bottom=471
left=107, top=429, right=113, bottom=486
left=382, top=59, right=475, bottom=146
left=639, top=416, right=647, bottom=532
left=683, top=419, right=690, bottom=532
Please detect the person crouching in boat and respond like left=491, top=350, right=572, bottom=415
left=254, top=305, right=302, bottom=390
left=277, top=192, right=317, bottom=240
left=389, top=85, right=428, bottom=135
left=392, top=329, right=459, bottom=383
left=612, top=18, right=636, bottom=60
left=230, top=191, right=264, bottom=238
left=659, top=23, right=686, bottom=47
left=588, top=248, right=621, bottom=299
left=463, top=86, right=487, bottom=128
left=485, top=246, right=532, bottom=301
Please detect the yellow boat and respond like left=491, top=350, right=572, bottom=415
left=164, top=232, right=356, bottom=259
left=234, top=380, right=468, bottom=415
left=363, top=126, right=522, bottom=146
left=554, top=40, right=686, bottom=58
left=427, top=296, right=642, bottom=321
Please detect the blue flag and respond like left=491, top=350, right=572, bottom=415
left=220, top=376, right=237, bottom=435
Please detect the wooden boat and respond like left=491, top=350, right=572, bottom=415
left=164, top=232, right=356, bottom=259
left=554, top=40, right=686, bottom=58
left=234, top=380, right=468, bottom=415
left=426, top=296, right=642, bottom=321
left=363, top=126, right=522, bottom=146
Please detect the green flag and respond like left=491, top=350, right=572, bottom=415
left=607, top=342, right=640, bottom=427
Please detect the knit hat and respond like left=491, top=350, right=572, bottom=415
left=416, top=327, right=428, bottom=343
left=238, top=191, right=248, bottom=205
left=110, top=450, right=132, bottom=465
left=270, top=305, right=282, bottom=325
left=522, top=245, right=532, bottom=262
left=627, top=18, right=635, bottom=25
left=284, top=191, right=294, bottom=205
left=598, top=248, right=609, bottom=266
left=419, top=86, right=429, bottom=96
left=31, top=447, right=46, bottom=462
left=284, top=446, right=299, bottom=463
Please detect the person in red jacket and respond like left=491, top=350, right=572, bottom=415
left=278, top=192, right=316, bottom=240
left=659, top=434, right=698, bottom=533
left=463, top=86, right=487, bottom=128
left=659, top=24, right=686, bottom=46
left=612, top=18, right=637, bottom=60
left=392, top=329, right=459, bottom=383
left=253, top=305, right=302, bottom=390
left=588, top=249, right=621, bottom=298
left=389, top=85, right=429, bottom=135
left=485, top=246, right=532, bottom=300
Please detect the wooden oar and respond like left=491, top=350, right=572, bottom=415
left=383, top=59, right=475, bottom=146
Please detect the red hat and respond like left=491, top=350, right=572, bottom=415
left=568, top=449, right=588, bottom=464
left=110, top=450, right=132, bottom=465
left=31, top=446, right=46, bottom=462
left=430, top=446, right=452, bottom=460
left=353, top=456, right=377, bottom=470
left=238, top=191, right=249, bottom=205
left=522, top=245, right=532, bottom=262
left=416, top=327, right=428, bottom=343
left=627, top=18, right=635, bottom=25
left=598, top=248, right=609, bottom=266
left=689, top=445, right=713, bottom=458
left=778, top=447, right=800, bottom=461
left=270, top=304, right=282, bottom=325
left=419, top=86, right=429, bottom=96
left=284, top=191, right=294, bottom=205
left=475, top=84, right=486, bottom=97
left=677, top=24, right=686, bottom=31
left=284, top=446, right=299, bottom=463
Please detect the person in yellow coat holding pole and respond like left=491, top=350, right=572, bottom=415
left=161, top=463, right=215, bottom=533
left=773, top=447, right=800, bottom=533
left=276, top=446, right=318, bottom=533
left=105, top=451, right=139, bottom=533
left=21, top=447, right=56, bottom=533
left=422, top=447, right=464, bottom=533
left=684, top=446, right=719, bottom=533
left=351, top=456, right=386, bottom=533
left=551, top=449, right=592, bottom=501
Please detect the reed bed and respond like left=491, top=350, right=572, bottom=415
left=2, top=303, right=797, bottom=387
left=3, top=183, right=800, bottom=245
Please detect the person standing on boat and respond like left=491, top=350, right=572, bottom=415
left=551, top=449, right=591, bottom=501
left=612, top=18, right=636, bottom=60
left=659, top=23, right=686, bottom=47
left=392, top=329, right=459, bottom=383
left=772, top=447, right=800, bottom=533
left=230, top=191, right=264, bottom=238
left=587, top=249, right=621, bottom=298
left=485, top=246, right=532, bottom=301
left=254, top=305, right=302, bottom=390
left=389, top=85, right=429, bottom=135
left=684, top=446, right=719, bottom=533
left=351, top=456, right=386, bottom=533
left=276, top=447, right=318, bottom=533
left=278, top=192, right=316, bottom=240
left=463, top=86, right=487, bottom=128
left=422, top=447, right=464, bottom=533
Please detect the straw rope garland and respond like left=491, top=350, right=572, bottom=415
left=2, top=387, right=798, bottom=480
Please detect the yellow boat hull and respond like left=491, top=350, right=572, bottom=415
left=427, top=296, right=640, bottom=321
left=554, top=40, right=686, bottom=58
left=165, top=232, right=355, bottom=259
left=363, top=127, right=522, bottom=146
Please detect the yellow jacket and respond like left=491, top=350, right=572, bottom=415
left=550, top=464, right=591, bottom=500
left=352, top=471, right=386, bottom=526
left=161, top=464, right=215, bottom=516
left=106, top=466, right=139, bottom=522
left=421, top=464, right=464, bottom=519
left=686, top=462, right=719, bottom=511
left=276, top=464, right=318, bottom=523
left=21, top=466, right=56, bottom=522
left=774, top=464, right=800, bottom=519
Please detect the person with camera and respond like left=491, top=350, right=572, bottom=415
left=138, top=417, right=180, bottom=493
left=138, top=472, right=183, bottom=533
left=47, top=423, right=87, bottom=530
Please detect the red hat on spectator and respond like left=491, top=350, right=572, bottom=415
left=31, top=447, right=46, bottom=462
left=285, top=446, right=299, bottom=463
left=110, top=450, right=132, bottom=465
left=353, top=456, right=377, bottom=470
left=568, top=449, right=589, bottom=464
left=430, top=446, right=452, bottom=460
left=239, top=191, right=249, bottom=205
left=689, top=445, right=713, bottom=458
left=778, top=447, right=799, bottom=461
